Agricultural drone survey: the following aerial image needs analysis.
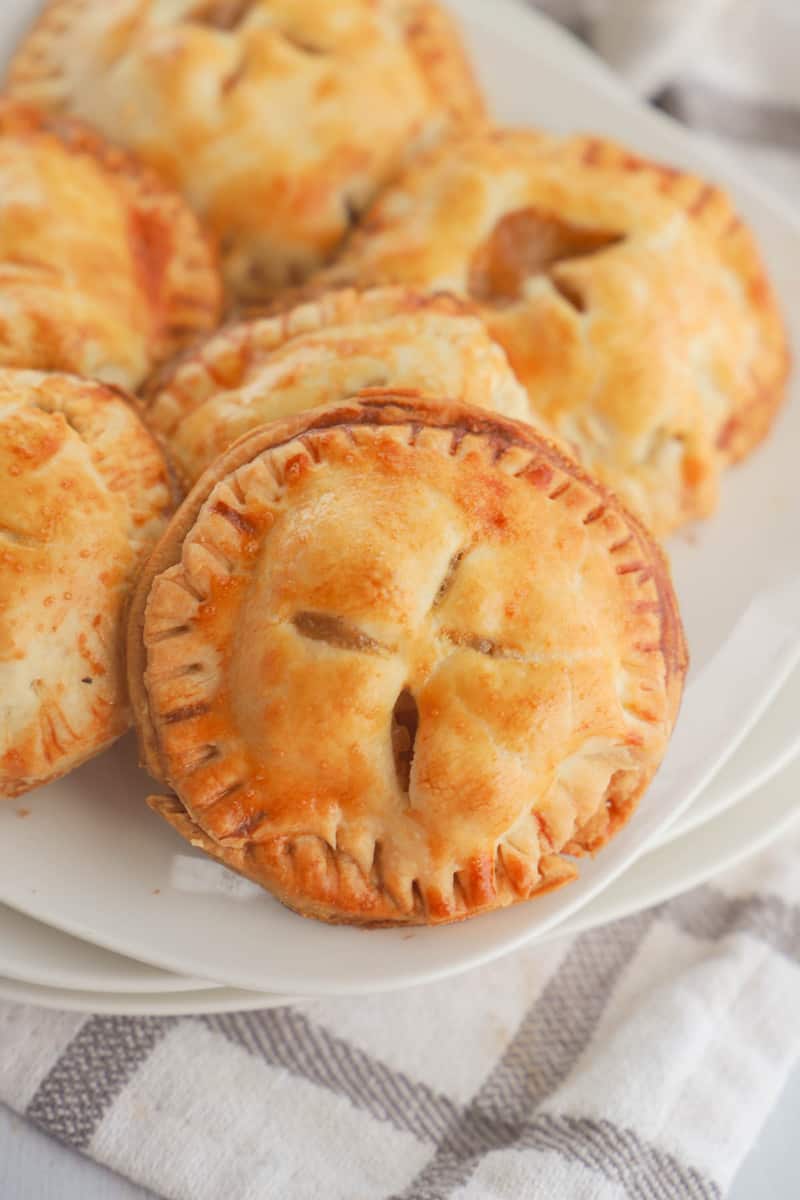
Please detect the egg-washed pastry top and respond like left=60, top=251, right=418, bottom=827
left=323, top=128, right=790, bottom=536
left=0, top=102, right=222, bottom=391
left=7, top=1, right=486, bottom=300
left=0, top=369, right=173, bottom=798
left=143, top=287, right=531, bottom=489
left=129, top=392, right=687, bottom=926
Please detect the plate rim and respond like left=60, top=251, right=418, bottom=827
left=4, top=745, right=799, bottom=1013
left=2, top=653, right=797, bottom=994
left=0, top=903, right=217, bottom=994
left=655, top=667, right=800, bottom=847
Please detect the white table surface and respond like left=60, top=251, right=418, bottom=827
left=1, top=1060, right=798, bottom=1199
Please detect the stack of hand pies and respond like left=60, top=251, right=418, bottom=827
left=0, top=1, right=788, bottom=928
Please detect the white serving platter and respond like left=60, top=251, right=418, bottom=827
left=1, top=654, right=798, bottom=997
left=0, top=898, right=212, bottom=994
left=0, top=0, right=798, bottom=997
left=658, top=664, right=800, bottom=846
left=0, top=974, right=294, bottom=1015
left=3, top=740, right=799, bottom=1014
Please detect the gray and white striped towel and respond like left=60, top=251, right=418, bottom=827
left=1, top=2, right=799, bottom=1198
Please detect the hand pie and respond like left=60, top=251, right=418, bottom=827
left=0, top=369, right=172, bottom=798
left=144, top=287, right=530, bottom=489
left=7, top=1, right=485, bottom=300
left=323, top=128, right=790, bottom=535
left=129, top=392, right=687, bottom=926
left=0, top=102, right=222, bottom=390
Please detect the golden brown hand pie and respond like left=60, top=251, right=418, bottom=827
left=129, top=392, right=687, bottom=926
left=0, top=369, right=173, bottom=798
left=144, top=287, right=531, bottom=489
left=322, top=128, right=790, bottom=536
left=7, top=1, right=485, bottom=301
left=0, top=102, right=222, bottom=390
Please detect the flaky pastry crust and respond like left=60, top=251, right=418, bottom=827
left=7, top=1, right=485, bottom=300
left=129, top=392, right=687, bottom=926
left=143, top=287, right=531, bottom=488
left=0, top=368, right=173, bottom=797
left=323, top=128, right=790, bottom=535
left=0, top=101, right=222, bottom=390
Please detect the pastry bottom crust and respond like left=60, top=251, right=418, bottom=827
left=148, top=780, right=641, bottom=927
left=2, top=727, right=127, bottom=800
left=148, top=793, right=581, bottom=927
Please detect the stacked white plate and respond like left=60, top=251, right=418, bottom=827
left=1, top=0, right=798, bottom=1014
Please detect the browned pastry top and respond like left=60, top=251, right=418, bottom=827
left=143, top=287, right=531, bottom=489
left=0, top=368, right=172, bottom=797
left=0, top=101, right=222, bottom=389
left=130, top=392, right=687, bottom=926
left=324, top=128, right=790, bottom=535
left=7, top=1, right=486, bottom=299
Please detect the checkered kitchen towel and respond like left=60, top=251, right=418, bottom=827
left=1, top=2, right=800, bottom=1198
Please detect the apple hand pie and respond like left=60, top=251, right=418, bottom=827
left=0, top=369, right=173, bottom=798
left=143, top=287, right=531, bottom=489
left=0, top=102, right=222, bottom=391
left=7, top=1, right=485, bottom=301
left=129, top=392, right=687, bottom=926
left=321, top=128, right=790, bottom=536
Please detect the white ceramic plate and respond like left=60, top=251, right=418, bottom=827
left=0, top=0, right=799, bottom=997
left=0, top=901, right=213, bottom=994
left=0, top=974, right=296, bottom=1015
left=2, top=657, right=797, bottom=996
left=5, top=746, right=800, bottom=1014
left=657, top=664, right=800, bottom=846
